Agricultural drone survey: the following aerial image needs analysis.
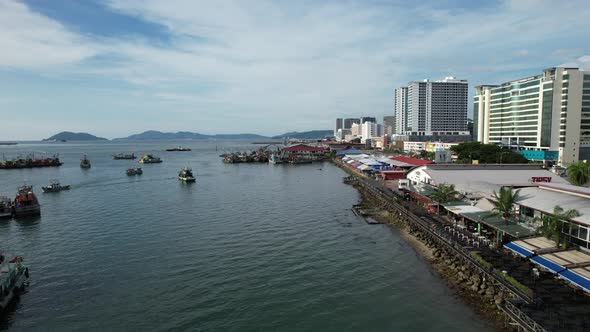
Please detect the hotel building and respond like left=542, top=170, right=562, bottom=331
left=474, top=67, right=590, bottom=166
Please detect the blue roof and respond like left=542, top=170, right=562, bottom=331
left=337, top=148, right=363, bottom=156
left=504, top=242, right=534, bottom=258
left=559, top=270, right=590, bottom=293
left=530, top=255, right=566, bottom=274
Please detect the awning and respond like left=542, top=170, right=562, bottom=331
left=530, top=255, right=566, bottom=274
left=504, top=242, right=534, bottom=258
left=558, top=270, right=590, bottom=293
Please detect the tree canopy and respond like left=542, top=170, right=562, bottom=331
left=486, top=186, right=521, bottom=224
left=450, top=142, right=528, bottom=164
left=537, top=206, right=582, bottom=249
left=566, top=161, right=590, bottom=186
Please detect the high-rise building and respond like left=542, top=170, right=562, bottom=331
left=350, top=123, right=361, bottom=137
left=404, top=77, right=468, bottom=135
left=474, top=67, right=590, bottom=166
left=394, top=87, right=408, bottom=134
left=360, top=116, right=376, bottom=124
left=343, top=118, right=361, bottom=129
left=334, top=118, right=343, bottom=136
left=383, top=116, right=395, bottom=136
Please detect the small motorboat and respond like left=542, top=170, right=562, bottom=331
left=178, top=167, right=196, bottom=182
left=139, top=154, right=162, bottom=164
left=166, top=146, right=191, bottom=152
left=80, top=155, right=91, bottom=169
left=113, top=153, right=136, bottom=160
left=126, top=167, right=143, bottom=176
left=42, top=180, right=71, bottom=193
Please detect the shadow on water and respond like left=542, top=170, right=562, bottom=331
left=13, top=216, right=41, bottom=229
left=0, top=292, right=23, bottom=332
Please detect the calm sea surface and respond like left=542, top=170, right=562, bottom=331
left=0, top=141, right=490, bottom=331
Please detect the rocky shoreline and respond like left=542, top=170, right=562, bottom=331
left=349, top=180, right=516, bottom=331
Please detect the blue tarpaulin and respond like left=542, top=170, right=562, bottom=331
left=558, top=270, right=590, bottom=293
left=337, top=149, right=363, bottom=156
left=504, top=242, right=534, bottom=258
left=530, top=255, right=566, bottom=274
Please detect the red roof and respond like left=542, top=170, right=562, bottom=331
left=391, top=156, right=434, bottom=166
left=282, top=144, right=326, bottom=152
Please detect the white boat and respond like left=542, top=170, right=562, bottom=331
left=178, top=167, right=196, bottom=182
left=42, top=180, right=71, bottom=193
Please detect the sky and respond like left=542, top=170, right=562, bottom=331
left=1, top=0, right=590, bottom=140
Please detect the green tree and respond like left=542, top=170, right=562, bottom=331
left=537, top=206, right=581, bottom=249
left=450, top=142, right=528, bottom=164
left=431, top=183, right=459, bottom=213
left=566, top=161, right=590, bottom=186
left=486, top=186, right=521, bottom=224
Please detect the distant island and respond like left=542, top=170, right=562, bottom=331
left=115, top=130, right=331, bottom=141
left=41, top=129, right=333, bottom=141
left=115, top=131, right=269, bottom=140
left=271, top=130, right=333, bottom=140
left=43, top=132, right=108, bottom=141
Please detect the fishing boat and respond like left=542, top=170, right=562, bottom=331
left=42, top=180, right=70, bottom=193
left=80, top=155, right=91, bottom=169
left=0, top=254, right=30, bottom=313
left=166, top=147, right=191, bottom=152
left=126, top=167, right=143, bottom=176
left=13, top=185, right=40, bottom=217
left=113, top=153, right=136, bottom=160
left=0, top=196, right=12, bottom=219
left=178, top=167, right=196, bottom=182
left=269, top=153, right=284, bottom=164
left=139, top=154, right=162, bottom=164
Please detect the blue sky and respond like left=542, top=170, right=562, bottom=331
left=1, top=0, right=590, bottom=140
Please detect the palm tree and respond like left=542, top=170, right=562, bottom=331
left=567, top=161, right=590, bottom=186
left=431, top=183, right=459, bottom=214
left=537, top=205, right=581, bottom=249
left=486, top=186, right=521, bottom=224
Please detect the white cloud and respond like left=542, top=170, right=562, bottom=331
left=2, top=0, right=590, bottom=139
left=0, top=0, right=98, bottom=68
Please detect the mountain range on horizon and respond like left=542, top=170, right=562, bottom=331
left=42, top=130, right=333, bottom=141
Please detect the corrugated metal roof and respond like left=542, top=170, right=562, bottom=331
left=517, top=187, right=590, bottom=226
left=391, top=156, right=434, bottom=166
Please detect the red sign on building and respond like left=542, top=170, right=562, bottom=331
left=530, top=176, right=552, bottom=183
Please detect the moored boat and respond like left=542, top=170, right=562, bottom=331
left=126, top=167, right=143, bottom=176
left=0, top=254, right=30, bottom=313
left=42, top=180, right=71, bottom=193
left=178, top=167, right=196, bottom=182
left=269, top=153, right=284, bottom=164
left=113, top=153, right=136, bottom=160
left=139, top=154, right=162, bottom=164
left=13, top=185, right=40, bottom=217
left=0, top=196, right=12, bottom=219
left=80, top=155, right=91, bottom=169
left=166, top=146, right=191, bottom=152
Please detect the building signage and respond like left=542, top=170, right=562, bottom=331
left=530, top=176, right=552, bottom=183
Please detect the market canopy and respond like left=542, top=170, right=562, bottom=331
left=530, top=255, right=566, bottom=274
left=337, top=148, right=363, bottom=156
left=559, top=268, right=590, bottom=293
left=504, top=242, right=535, bottom=258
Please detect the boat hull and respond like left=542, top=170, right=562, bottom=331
left=0, top=265, right=29, bottom=313
left=13, top=206, right=41, bottom=217
left=178, top=177, right=196, bottom=182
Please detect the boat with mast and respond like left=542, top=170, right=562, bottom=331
left=80, top=155, right=91, bottom=169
